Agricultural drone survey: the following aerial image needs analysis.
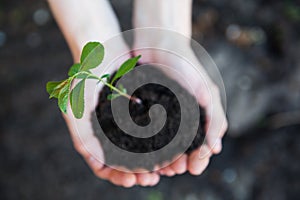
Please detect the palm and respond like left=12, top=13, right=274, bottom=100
left=132, top=46, right=228, bottom=176
left=63, top=54, right=160, bottom=187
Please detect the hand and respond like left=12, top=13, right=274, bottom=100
left=48, top=0, right=163, bottom=187
left=132, top=39, right=228, bottom=176
left=62, top=47, right=161, bottom=187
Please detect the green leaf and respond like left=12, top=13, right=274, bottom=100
left=58, top=81, right=71, bottom=113
left=47, top=80, right=69, bottom=99
left=111, top=55, right=141, bottom=85
left=75, top=72, right=98, bottom=80
left=101, top=74, right=110, bottom=82
left=46, top=81, right=63, bottom=97
left=107, top=93, right=121, bottom=100
left=68, top=63, right=81, bottom=76
left=80, top=42, right=104, bottom=71
left=70, top=79, right=85, bottom=119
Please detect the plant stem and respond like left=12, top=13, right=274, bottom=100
left=79, top=72, right=142, bottom=104
left=100, top=79, right=142, bottom=104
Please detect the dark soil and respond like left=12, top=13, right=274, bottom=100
left=95, top=66, right=205, bottom=169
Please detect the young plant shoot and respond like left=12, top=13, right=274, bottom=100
left=46, top=42, right=141, bottom=119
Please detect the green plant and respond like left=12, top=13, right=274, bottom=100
left=46, top=41, right=141, bottom=119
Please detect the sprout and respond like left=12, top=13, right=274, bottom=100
left=46, top=42, right=141, bottom=119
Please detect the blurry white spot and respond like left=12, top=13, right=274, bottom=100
left=33, top=8, right=50, bottom=26
left=0, top=31, right=6, bottom=47
left=222, top=168, right=237, bottom=183
left=249, top=27, right=266, bottom=44
left=26, top=32, right=42, bottom=48
left=237, top=75, right=252, bottom=90
left=226, top=24, right=241, bottom=40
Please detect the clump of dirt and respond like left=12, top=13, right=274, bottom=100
left=94, top=66, right=206, bottom=170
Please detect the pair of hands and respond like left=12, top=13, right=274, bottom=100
left=62, top=37, right=228, bottom=187
left=48, top=0, right=227, bottom=187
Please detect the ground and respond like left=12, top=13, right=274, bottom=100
left=0, top=0, right=299, bottom=199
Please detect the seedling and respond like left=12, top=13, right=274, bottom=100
left=46, top=41, right=141, bottom=119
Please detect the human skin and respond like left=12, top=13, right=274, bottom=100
left=47, top=0, right=227, bottom=187
left=133, top=0, right=227, bottom=176
left=48, top=0, right=160, bottom=187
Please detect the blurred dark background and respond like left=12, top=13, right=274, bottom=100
left=0, top=0, right=299, bottom=199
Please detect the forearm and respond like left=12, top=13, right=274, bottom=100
left=133, top=0, right=193, bottom=37
left=48, top=0, right=125, bottom=61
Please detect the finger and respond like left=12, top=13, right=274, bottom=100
left=84, top=155, right=105, bottom=174
left=136, top=173, right=152, bottom=186
left=158, top=168, right=165, bottom=175
left=136, top=172, right=160, bottom=186
left=63, top=74, right=108, bottom=162
left=159, top=166, right=176, bottom=177
left=95, top=166, right=113, bottom=180
left=203, top=85, right=228, bottom=154
left=63, top=112, right=105, bottom=171
left=170, top=154, right=188, bottom=174
left=188, top=145, right=211, bottom=175
left=156, top=162, right=170, bottom=175
left=69, top=122, right=104, bottom=160
left=153, top=164, right=161, bottom=172
left=164, top=167, right=176, bottom=176
left=149, top=173, right=160, bottom=186
left=110, top=170, right=137, bottom=188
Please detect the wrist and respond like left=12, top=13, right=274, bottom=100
left=70, top=30, right=128, bottom=63
left=133, top=0, right=192, bottom=37
left=48, top=0, right=125, bottom=62
left=133, top=28, right=192, bottom=57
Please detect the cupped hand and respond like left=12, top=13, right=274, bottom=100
left=62, top=46, right=161, bottom=187
left=132, top=39, right=228, bottom=176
